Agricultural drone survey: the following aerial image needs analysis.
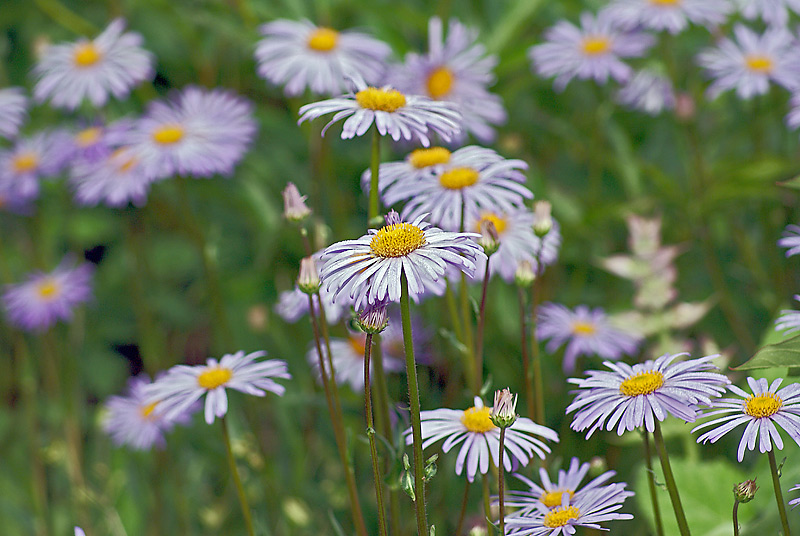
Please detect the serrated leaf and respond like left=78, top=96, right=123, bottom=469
left=733, top=334, right=800, bottom=370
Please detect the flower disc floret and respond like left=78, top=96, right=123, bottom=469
left=619, top=371, right=664, bottom=397
left=307, top=27, right=338, bottom=52
left=582, top=37, right=610, bottom=56
left=427, top=66, right=454, bottom=99
left=409, top=147, right=451, bottom=168
left=439, top=166, right=480, bottom=189
left=369, top=223, right=427, bottom=258
left=542, top=490, right=574, bottom=508
left=475, top=213, right=507, bottom=234
left=355, top=87, right=407, bottom=112
left=544, top=505, right=581, bottom=527
left=152, top=124, right=185, bottom=145
left=744, top=392, right=782, bottom=418
left=197, top=367, right=233, bottom=390
left=461, top=405, right=496, bottom=433
left=74, top=43, right=102, bottom=67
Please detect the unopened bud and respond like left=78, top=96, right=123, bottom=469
left=385, top=210, right=402, bottom=226
left=297, top=257, right=320, bottom=295
left=533, top=201, right=553, bottom=237
left=490, top=388, right=518, bottom=428
left=733, top=478, right=758, bottom=504
left=282, top=182, right=311, bottom=222
left=675, top=92, right=695, bottom=122
left=468, top=526, right=488, bottom=536
left=479, top=219, right=500, bottom=256
left=356, top=301, right=388, bottom=334
left=424, top=454, right=438, bottom=482
left=246, top=304, right=269, bottom=332
left=588, top=456, right=607, bottom=477
left=401, top=454, right=415, bottom=501
left=515, top=260, right=536, bottom=288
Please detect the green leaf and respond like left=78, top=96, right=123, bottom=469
left=733, top=334, right=800, bottom=371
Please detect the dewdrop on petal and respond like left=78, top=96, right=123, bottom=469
left=490, top=388, right=518, bottom=428
left=297, top=256, right=321, bottom=295
left=734, top=478, right=758, bottom=503
left=283, top=182, right=311, bottom=222
left=533, top=200, right=553, bottom=237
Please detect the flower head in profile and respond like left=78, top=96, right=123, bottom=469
left=298, top=77, right=462, bottom=146
left=693, top=377, right=800, bottom=461
left=616, top=69, right=676, bottom=115
left=0, top=88, right=29, bottom=140
left=737, top=0, right=800, bottom=26
left=775, top=296, right=800, bottom=335
left=2, top=256, right=93, bottom=332
left=408, top=395, right=558, bottom=482
left=568, top=353, right=730, bottom=438
left=102, top=374, right=194, bottom=450
left=127, top=86, right=257, bottom=181
left=778, top=224, right=800, bottom=256
left=603, top=0, right=731, bottom=35
left=33, top=18, right=154, bottom=110
left=536, top=303, right=641, bottom=373
left=146, top=350, right=290, bottom=424
left=698, top=25, right=800, bottom=100
left=530, top=11, right=654, bottom=91
left=255, top=20, right=391, bottom=97
left=504, top=483, right=634, bottom=536
left=0, top=130, right=72, bottom=202
left=389, top=17, right=506, bottom=142
left=320, top=210, right=485, bottom=309
left=283, top=182, right=312, bottom=222
left=376, top=145, right=531, bottom=232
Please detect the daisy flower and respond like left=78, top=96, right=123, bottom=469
left=320, top=210, right=485, bottom=309
left=69, top=119, right=133, bottom=166
left=536, top=303, right=641, bottom=373
left=775, top=295, right=800, bottom=334
left=505, top=457, right=620, bottom=517
left=737, top=0, right=800, bottom=26
left=504, top=483, right=634, bottom=536
left=616, top=69, right=676, bottom=115
left=790, top=484, right=800, bottom=508
left=378, top=145, right=531, bottom=232
left=71, top=146, right=152, bottom=207
left=568, top=353, right=729, bottom=438
left=102, top=374, right=194, bottom=450
left=389, top=17, right=506, bottom=143
left=146, top=350, right=290, bottom=425
left=297, top=76, right=462, bottom=146
left=698, top=24, right=800, bottom=100
left=693, top=377, right=800, bottom=461
left=33, top=18, right=154, bottom=110
left=778, top=223, right=800, bottom=255
left=361, top=146, right=453, bottom=195
left=255, top=19, right=391, bottom=97
left=127, top=86, right=257, bottom=180
left=307, top=332, right=404, bottom=392
left=0, top=130, right=72, bottom=201
left=467, top=208, right=539, bottom=283
left=408, top=395, right=558, bottom=482
left=530, top=11, right=654, bottom=91
left=2, top=256, right=93, bottom=332
left=602, top=0, right=731, bottom=35
left=0, top=88, right=28, bottom=140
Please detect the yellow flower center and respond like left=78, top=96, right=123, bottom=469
left=426, top=66, right=455, bottom=99
left=581, top=37, right=611, bottom=56
left=439, top=167, right=480, bottom=189
left=197, top=367, right=233, bottom=390
left=73, top=42, right=102, bottom=67
left=12, top=152, right=39, bottom=174
left=152, top=124, right=185, bottom=145
left=76, top=127, right=102, bottom=147
left=543, top=506, right=581, bottom=528
left=571, top=321, right=596, bottom=336
left=541, top=490, right=574, bottom=509
left=475, top=213, right=507, bottom=235
left=111, top=148, right=137, bottom=172
left=461, top=406, right=496, bottom=433
left=355, top=87, right=407, bottom=113
left=37, top=279, right=60, bottom=300
left=369, top=222, right=427, bottom=258
left=307, top=27, right=339, bottom=52
left=745, top=55, right=774, bottom=74
left=744, top=392, right=783, bottom=418
left=140, top=402, right=159, bottom=419
left=409, top=147, right=451, bottom=169
left=619, top=371, right=665, bottom=397
left=651, top=0, right=679, bottom=4
left=348, top=334, right=367, bottom=357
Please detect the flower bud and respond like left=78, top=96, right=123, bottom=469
left=733, top=478, right=758, bottom=504
left=479, top=219, right=500, bottom=256
left=490, top=387, right=518, bottom=428
left=297, top=257, right=321, bottom=295
left=282, top=182, right=311, bottom=222
left=533, top=201, right=553, bottom=237
left=588, top=456, right=607, bottom=478
left=356, top=301, right=388, bottom=334
left=515, top=260, right=536, bottom=288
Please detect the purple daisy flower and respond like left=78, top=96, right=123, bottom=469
left=320, top=210, right=485, bottom=309
left=389, top=17, right=506, bottom=143
left=616, top=69, right=676, bottom=115
left=530, top=11, right=655, bottom=91
left=775, top=295, right=800, bottom=334
left=71, top=146, right=152, bottom=207
left=127, top=86, right=257, bottom=180
left=102, top=374, right=194, bottom=450
left=0, top=130, right=72, bottom=202
left=698, top=24, right=800, bottom=100
left=568, top=353, right=730, bottom=438
left=255, top=19, right=391, bottom=97
left=693, top=377, right=800, bottom=461
left=536, top=303, right=641, bottom=373
left=467, top=208, right=539, bottom=283
left=603, top=0, right=731, bottom=35
left=297, top=76, right=462, bottom=146
left=2, top=256, right=93, bottom=332
left=0, top=88, right=28, bottom=140
left=145, top=350, right=290, bottom=425
left=778, top=223, right=800, bottom=255
left=408, top=395, right=558, bottom=482
left=737, top=0, right=800, bottom=26
left=33, top=18, right=154, bottom=110
left=504, top=483, right=634, bottom=536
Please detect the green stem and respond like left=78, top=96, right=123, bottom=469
left=643, top=431, right=665, bottom=536
left=368, top=127, right=381, bottom=225
left=364, top=334, right=388, bottom=536
left=460, top=272, right=476, bottom=388
left=32, top=0, right=97, bottom=35
left=455, top=480, right=471, bottom=536
left=529, top=278, right=545, bottom=426
left=653, top=421, right=691, bottom=536
left=482, top=472, right=493, bottom=536
left=498, top=427, right=507, bottom=536
left=221, top=416, right=256, bottom=536
left=372, top=336, right=400, bottom=536
left=733, top=500, right=740, bottom=536
left=768, top=449, right=791, bottom=536
left=474, top=257, right=492, bottom=394
left=401, top=272, right=429, bottom=536
left=517, top=287, right=535, bottom=421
